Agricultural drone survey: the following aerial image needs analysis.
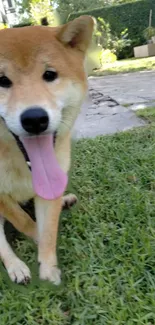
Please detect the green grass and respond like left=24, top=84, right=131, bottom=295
left=136, top=106, right=155, bottom=123
left=92, top=56, right=155, bottom=76
left=2, top=126, right=155, bottom=324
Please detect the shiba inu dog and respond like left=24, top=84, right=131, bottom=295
left=0, top=16, right=94, bottom=284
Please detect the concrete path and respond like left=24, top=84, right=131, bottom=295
left=73, top=70, right=155, bottom=138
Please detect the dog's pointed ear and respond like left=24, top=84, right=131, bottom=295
left=56, top=16, right=94, bottom=53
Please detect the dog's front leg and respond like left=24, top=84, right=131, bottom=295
left=35, top=196, right=62, bottom=285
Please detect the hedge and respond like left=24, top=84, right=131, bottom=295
left=68, top=0, right=155, bottom=44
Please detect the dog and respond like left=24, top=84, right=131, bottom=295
left=0, top=15, right=94, bottom=285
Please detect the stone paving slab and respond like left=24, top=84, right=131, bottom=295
left=89, top=71, right=155, bottom=105
left=73, top=70, right=155, bottom=138
left=73, top=106, right=146, bottom=139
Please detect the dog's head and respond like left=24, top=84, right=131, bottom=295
left=0, top=16, right=94, bottom=137
left=0, top=16, right=94, bottom=201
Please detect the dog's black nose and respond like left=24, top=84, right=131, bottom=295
left=20, top=107, right=49, bottom=134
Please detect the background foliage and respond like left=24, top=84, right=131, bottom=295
left=13, top=0, right=155, bottom=59
left=68, top=0, right=155, bottom=58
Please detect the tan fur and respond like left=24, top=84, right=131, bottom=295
left=35, top=196, right=62, bottom=283
left=0, top=16, right=94, bottom=284
left=0, top=196, right=36, bottom=239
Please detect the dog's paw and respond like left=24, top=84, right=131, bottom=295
left=62, top=193, right=78, bottom=209
left=7, top=258, right=31, bottom=284
left=39, top=263, right=61, bottom=285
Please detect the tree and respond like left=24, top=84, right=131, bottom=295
left=113, top=0, right=139, bottom=3
left=15, top=0, right=32, bottom=15
left=15, top=0, right=54, bottom=25
left=30, top=0, right=54, bottom=25
left=55, top=0, right=112, bottom=14
left=15, top=0, right=139, bottom=23
left=56, top=0, right=140, bottom=15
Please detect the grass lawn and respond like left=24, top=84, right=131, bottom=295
left=1, top=126, right=155, bottom=324
left=92, top=56, right=155, bottom=76
left=136, top=106, right=155, bottom=124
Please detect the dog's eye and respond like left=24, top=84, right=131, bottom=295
left=0, top=76, right=12, bottom=88
left=43, top=70, right=58, bottom=82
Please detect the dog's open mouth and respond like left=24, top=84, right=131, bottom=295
left=20, top=134, right=68, bottom=200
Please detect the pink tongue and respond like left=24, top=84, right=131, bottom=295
left=20, top=135, right=68, bottom=200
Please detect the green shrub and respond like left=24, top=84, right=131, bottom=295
left=101, top=49, right=117, bottom=64
left=143, top=26, right=155, bottom=40
left=94, top=17, right=131, bottom=59
left=95, top=17, right=112, bottom=48
left=112, top=28, right=132, bottom=59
